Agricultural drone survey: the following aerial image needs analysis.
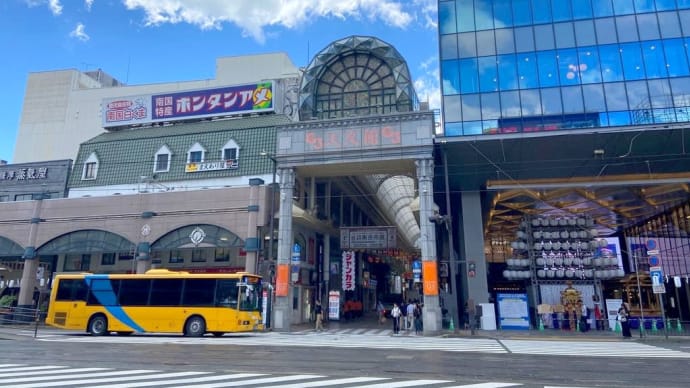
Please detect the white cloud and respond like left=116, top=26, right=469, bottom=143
left=69, top=23, right=90, bottom=41
left=415, top=56, right=441, bottom=111
left=122, top=0, right=422, bottom=43
left=85, top=0, right=94, bottom=11
left=24, top=0, right=62, bottom=15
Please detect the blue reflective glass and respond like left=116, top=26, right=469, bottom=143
left=457, top=0, right=475, bottom=32
left=462, top=94, right=482, bottom=120
left=444, top=122, right=463, bottom=136
left=604, top=82, right=630, bottom=110
left=647, top=79, right=672, bottom=107
left=439, top=1, right=457, bottom=34
left=493, top=0, right=513, bottom=27
left=582, top=84, right=607, bottom=112
left=562, top=86, right=584, bottom=114
left=440, top=34, right=458, bottom=60
left=498, top=54, right=519, bottom=90
left=459, top=58, right=479, bottom=93
left=532, top=0, right=553, bottom=24
left=652, top=108, right=677, bottom=123
left=520, top=89, right=543, bottom=117
left=634, top=0, right=656, bottom=13
left=655, top=0, right=678, bottom=11
left=658, top=12, right=682, bottom=39
left=513, top=0, right=533, bottom=26
left=572, top=0, right=593, bottom=19
left=442, top=59, right=461, bottom=95
left=537, top=51, right=559, bottom=87
left=517, top=53, right=539, bottom=88
left=671, top=77, right=690, bottom=108
left=637, top=13, right=660, bottom=41
left=541, top=87, right=563, bottom=114
left=679, top=0, right=690, bottom=10
left=444, top=95, right=462, bottom=122
left=478, top=57, right=499, bottom=92
left=592, top=0, right=614, bottom=17
left=626, top=80, right=650, bottom=111
left=613, top=0, right=635, bottom=15
left=578, top=47, right=602, bottom=83
left=553, top=0, right=573, bottom=21
left=557, top=48, right=581, bottom=85
left=501, top=90, right=522, bottom=117
left=599, top=44, right=624, bottom=82
left=481, top=92, right=501, bottom=119
left=482, top=120, right=500, bottom=134
left=620, top=42, right=646, bottom=80
left=666, top=39, right=690, bottom=77
left=607, top=111, right=632, bottom=125
left=463, top=121, right=484, bottom=135
left=642, top=41, right=667, bottom=79
left=475, top=0, right=495, bottom=30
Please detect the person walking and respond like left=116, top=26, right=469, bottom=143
left=376, top=300, right=385, bottom=325
left=391, top=303, right=402, bottom=334
left=406, top=299, right=415, bottom=331
left=618, top=302, right=632, bottom=338
left=414, top=301, right=423, bottom=335
left=314, top=300, right=324, bottom=332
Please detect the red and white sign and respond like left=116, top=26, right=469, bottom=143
left=342, top=250, right=356, bottom=291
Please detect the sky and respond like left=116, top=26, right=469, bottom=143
left=0, top=0, right=440, bottom=164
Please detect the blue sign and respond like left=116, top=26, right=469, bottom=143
left=649, top=255, right=660, bottom=266
left=497, top=293, right=530, bottom=330
left=646, top=239, right=657, bottom=250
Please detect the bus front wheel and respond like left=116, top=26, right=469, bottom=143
left=88, top=315, right=109, bottom=336
left=185, top=316, right=206, bottom=337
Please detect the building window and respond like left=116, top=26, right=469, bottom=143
left=101, top=252, right=116, bottom=265
left=14, top=194, right=33, bottom=201
left=191, top=249, right=206, bottom=263
left=169, top=250, right=184, bottom=264
left=214, top=248, right=230, bottom=262
left=154, top=145, right=171, bottom=172
left=82, top=152, right=99, bottom=180
left=221, top=139, right=240, bottom=168
left=0, top=195, right=8, bottom=202
left=187, top=143, right=205, bottom=164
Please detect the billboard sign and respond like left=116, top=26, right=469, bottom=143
left=102, top=82, right=274, bottom=128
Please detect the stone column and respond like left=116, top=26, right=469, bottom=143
left=416, top=158, right=441, bottom=332
left=136, top=210, right=155, bottom=274
left=244, top=178, right=264, bottom=274
left=273, top=167, right=295, bottom=331
left=18, top=193, right=44, bottom=310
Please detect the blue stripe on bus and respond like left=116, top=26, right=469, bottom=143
left=85, top=274, right=146, bottom=333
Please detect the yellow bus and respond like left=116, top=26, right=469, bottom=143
left=45, top=269, right=264, bottom=336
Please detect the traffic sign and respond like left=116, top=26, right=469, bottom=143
left=650, top=266, right=666, bottom=294
left=648, top=255, right=660, bottom=266
left=646, top=239, right=657, bottom=250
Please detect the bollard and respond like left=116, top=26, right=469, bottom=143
left=615, top=320, right=621, bottom=333
left=651, top=319, right=658, bottom=333
left=677, top=319, right=683, bottom=334
left=538, top=318, right=544, bottom=331
left=449, top=318, right=455, bottom=331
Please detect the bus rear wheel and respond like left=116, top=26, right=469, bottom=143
left=88, top=315, right=108, bottom=336
left=184, top=316, right=206, bottom=337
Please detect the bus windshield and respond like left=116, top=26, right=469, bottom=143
left=239, top=281, right=261, bottom=311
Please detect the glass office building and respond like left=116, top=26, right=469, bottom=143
left=439, top=0, right=690, bottom=136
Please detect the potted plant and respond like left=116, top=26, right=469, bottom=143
left=0, top=294, right=17, bottom=323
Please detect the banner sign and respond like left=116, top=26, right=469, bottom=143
left=102, top=82, right=274, bottom=128
left=328, top=291, right=341, bottom=320
left=342, top=250, right=356, bottom=291
left=497, top=293, right=530, bottom=330
left=340, top=226, right=397, bottom=249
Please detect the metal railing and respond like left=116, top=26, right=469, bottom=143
left=0, top=307, right=45, bottom=337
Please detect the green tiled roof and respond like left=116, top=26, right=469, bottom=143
left=70, top=114, right=290, bottom=188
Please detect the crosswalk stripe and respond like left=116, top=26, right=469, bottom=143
left=0, top=369, right=158, bottom=385
left=89, top=373, right=265, bottom=388
left=0, top=365, right=68, bottom=372
left=442, top=383, right=522, bottom=388
left=0, top=364, right=24, bottom=368
left=501, top=339, right=690, bottom=358
left=0, top=367, right=110, bottom=378
left=180, top=374, right=324, bottom=387
left=349, top=379, right=451, bottom=387
left=8, top=371, right=208, bottom=388
left=259, top=376, right=389, bottom=387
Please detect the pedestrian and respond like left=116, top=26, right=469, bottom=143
left=578, top=300, right=588, bottom=332
left=618, top=302, right=632, bottom=338
left=376, top=300, right=385, bottom=325
left=594, top=303, right=603, bottom=330
left=414, top=302, right=423, bottom=335
left=406, top=299, right=415, bottom=331
left=314, top=300, right=324, bottom=332
left=390, top=303, right=402, bottom=334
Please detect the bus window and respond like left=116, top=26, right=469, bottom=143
left=56, top=279, right=88, bottom=302
left=118, top=279, right=151, bottom=306
left=182, top=279, right=215, bottom=306
left=239, top=283, right=261, bottom=311
left=150, top=279, right=183, bottom=306
left=215, top=279, right=238, bottom=307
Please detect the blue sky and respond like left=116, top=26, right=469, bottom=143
left=0, top=0, right=440, bottom=163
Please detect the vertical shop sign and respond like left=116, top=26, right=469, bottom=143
left=342, top=250, right=356, bottom=291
